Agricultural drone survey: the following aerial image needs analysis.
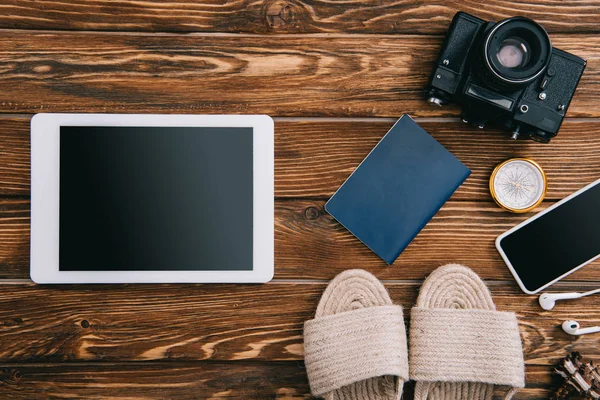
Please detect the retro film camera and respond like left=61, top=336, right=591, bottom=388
left=426, top=12, right=586, bottom=143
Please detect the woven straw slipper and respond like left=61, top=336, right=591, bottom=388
left=303, top=269, right=409, bottom=400
left=410, top=264, right=525, bottom=400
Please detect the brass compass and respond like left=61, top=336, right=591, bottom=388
left=490, top=158, right=547, bottom=213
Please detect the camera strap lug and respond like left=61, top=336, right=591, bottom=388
left=511, top=125, right=521, bottom=140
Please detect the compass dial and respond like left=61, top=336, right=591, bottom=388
left=490, top=158, right=547, bottom=213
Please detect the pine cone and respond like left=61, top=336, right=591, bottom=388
left=554, top=353, right=600, bottom=399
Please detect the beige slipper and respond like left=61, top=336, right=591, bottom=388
left=304, top=269, right=409, bottom=399
left=410, top=264, right=525, bottom=400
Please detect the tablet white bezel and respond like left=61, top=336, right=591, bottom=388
left=496, top=178, right=600, bottom=294
left=31, top=113, right=274, bottom=283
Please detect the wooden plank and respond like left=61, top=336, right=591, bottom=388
left=0, top=282, right=598, bottom=365
left=1, top=117, right=599, bottom=201
left=0, top=362, right=556, bottom=399
left=0, top=33, right=597, bottom=117
left=0, top=362, right=311, bottom=399
left=0, top=199, right=29, bottom=279
left=0, top=118, right=29, bottom=196
left=0, top=0, right=599, bottom=35
left=276, top=119, right=600, bottom=201
left=2, top=198, right=600, bottom=280
left=274, top=199, right=600, bottom=280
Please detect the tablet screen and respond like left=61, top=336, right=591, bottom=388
left=59, top=126, right=253, bottom=271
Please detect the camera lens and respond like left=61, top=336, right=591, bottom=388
left=496, top=38, right=530, bottom=69
left=483, top=17, right=551, bottom=87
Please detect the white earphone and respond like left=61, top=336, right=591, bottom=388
left=562, top=320, right=600, bottom=336
left=538, top=289, right=600, bottom=336
left=539, top=288, right=600, bottom=310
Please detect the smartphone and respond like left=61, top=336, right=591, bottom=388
left=496, top=178, right=600, bottom=294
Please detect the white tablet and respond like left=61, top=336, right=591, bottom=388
left=31, top=114, right=274, bottom=284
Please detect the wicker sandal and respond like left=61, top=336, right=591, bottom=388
left=410, top=264, right=525, bottom=400
left=303, top=269, right=409, bottom=400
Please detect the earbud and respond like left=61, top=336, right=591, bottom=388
left=539, top=292, right=582, bottom=310
left=539, top=288, right=600, bottom=310
left=562, top=320, right=600, bottom=336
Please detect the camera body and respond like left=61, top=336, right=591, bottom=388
left=426, top=12, right=586, bottom=143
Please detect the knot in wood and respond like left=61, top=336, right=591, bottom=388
left=13, top=370, right=21, bottom=382
left=304, top=206, right=320, bottom=220
left=264, top=0, right=298, bottom=30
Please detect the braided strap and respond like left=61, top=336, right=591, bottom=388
left=410, top=307, right=525, bottom=389
left=304, top=305, right=409, bottom=397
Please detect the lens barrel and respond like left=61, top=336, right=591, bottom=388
left=482, top=17, right=551, bottom=88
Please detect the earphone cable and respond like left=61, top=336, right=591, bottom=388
left=582, top=288, right=600, bottom=297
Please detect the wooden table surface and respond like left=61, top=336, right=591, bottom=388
left=0, top=1, right=599, bottom=399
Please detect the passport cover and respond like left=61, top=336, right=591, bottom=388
left=324, top=115, right=471, bottom=264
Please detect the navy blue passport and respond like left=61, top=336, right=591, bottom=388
left=325, top=115, right=471, bottom=264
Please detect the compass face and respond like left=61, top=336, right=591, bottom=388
left=491, top=159, right=546, bottom=212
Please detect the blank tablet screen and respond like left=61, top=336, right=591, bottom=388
left=59, top=126, right=253, bottom=271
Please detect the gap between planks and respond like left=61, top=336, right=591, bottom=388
left=0, top=27, right=448, bottom=38
left=1, top=278, right=600, bottom=287
left=0, top=360, right=559, bottom=368
left=6, top=114, right=600, bottom=124
left=0, top=26, right=597, bottom=37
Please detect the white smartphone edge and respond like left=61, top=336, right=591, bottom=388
left=496, top=177, right=600, bottom=295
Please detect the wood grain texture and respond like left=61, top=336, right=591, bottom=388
left=0, top=362, right=558, bottom=400
left=0, top=362, right=311, bottom=399
left=2, top=198, right=600, bottom=280
left=1, top=0, right=600, bottom=34
left=274, top=199, right=600, bottom=280
left=0, top=199, right=29, bottom=279
left=276, top=119, right=600, bottom=200
left=2, top=116, right=599, bottom=201
left=0, top=282, right=598, bottom=366
left=0, top=1, right=597, bottom=398
left=0, top=32, right=597, bottom=117
left=0, top=363, right=559, bottom=400
left=0, top=118, right=29, bottom=196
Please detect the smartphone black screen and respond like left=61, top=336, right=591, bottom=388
left=499, top=181, right=600, bottom=292
left=59, top=126, right=253, bottom=271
